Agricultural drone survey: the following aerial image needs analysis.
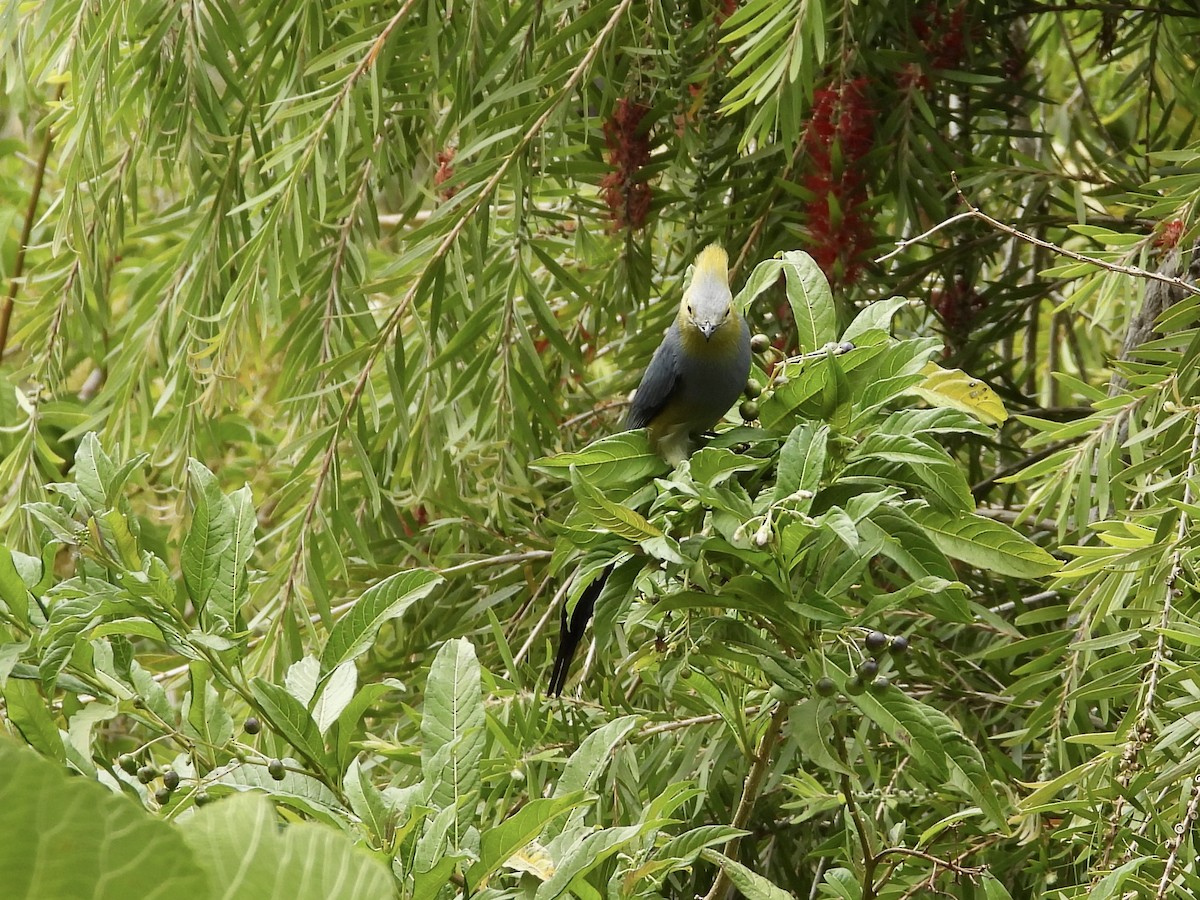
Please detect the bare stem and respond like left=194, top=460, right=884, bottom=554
left=701, top=703, right=790, bottom=900
left=876, top=184, right=1200, bottom=298
left=1, top=83, right=67, bottom=361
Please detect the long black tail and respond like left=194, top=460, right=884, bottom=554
left=548, top=564, right=614, bottom=696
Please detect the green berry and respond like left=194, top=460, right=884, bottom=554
left=864, top=631, right=888, bottom=653
left=739, top=399, right=759, bottom=422
left=870, top=675, right=891, bottom=694
left=743, top=379, right=763, bottom=399
left=845, top=676, right=866, bottom=696
left=889, top=635, right=909, bottom=655
left=750, top=333, right=771, bottom=354
left=118, top=754, right=139, bottom=776
left=162, top=770, right=180, bottom=791
left=815, top=676, right=836, bottom=697
left=268, top=759, right=285, bottom=781
left=194, top=791, right=212, bottom=806
left=154, top=787, right=172, bottom=805
left=137, top=765, right=158, bottom=784
left=243, top=717, right=261, bottom=735
left=859, top=658, right=879, bottom=680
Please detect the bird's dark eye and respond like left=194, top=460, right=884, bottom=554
left=687, top=305, right=694, bottom=315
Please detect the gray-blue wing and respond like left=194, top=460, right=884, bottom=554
left=626, top=324, right=681, bottom=429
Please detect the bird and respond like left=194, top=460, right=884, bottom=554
left=548, top=243, right=751, bottom=695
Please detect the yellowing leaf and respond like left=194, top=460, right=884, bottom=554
left=909, top=363, right=1008, bottom=425
left=504, top=841, right=555, bottom=881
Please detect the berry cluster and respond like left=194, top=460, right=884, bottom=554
left=801, top=77, right=876, bottom=292
left=118, top=754, right=182, bottom=807
left=815, top=629, right=910, bottom=699
left=600, top=98, right=653, bottom=231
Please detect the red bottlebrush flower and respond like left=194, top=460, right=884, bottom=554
left=601, top=98, right=653, bottom=231
left=931, top=277, right=986, bottom=352
left=910, top=1, right=969, bottom=85
left=715, top=0, right=737, bottom=26
left=1154, top=218, right=1185, bottom=252
left=800, top=77, right=877, bottom=296
left=434, top=148, right=457, bottom=199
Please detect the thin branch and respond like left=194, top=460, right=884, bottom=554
left=877, top=185, right=1200, bottom=298
left=1, top=83, right=66, bottom=361
left=639, top=707, right=763, bottom=738
left=701, top=703, right=790, bottom=900
left=971, top=439, right=1077, bottom=499
left=277, top=0, right=637, bottom=629
left=1157, top=774, right=1200, bottom=899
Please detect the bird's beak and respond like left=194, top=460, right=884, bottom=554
left=699, top=322, right=717, bottom=341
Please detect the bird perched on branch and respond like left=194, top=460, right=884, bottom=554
left=626, top=243, right=752, bottom=465
left=548, top=243, right=751, bottom=695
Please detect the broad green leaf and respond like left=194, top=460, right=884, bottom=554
left=420, top=638, right=484, bottom=845
left=906, top=505, right=1060, bottom=578
left=182, top=792, right=393, bottom=899
left=535, top=824, right=648, bottom=900
left=554, top=715, right=640, bottom=800
left=570, top=466, right=662, bottom=541
left=842, top=296, right=910, bottom=343
left=3, top=678, right=65, bottom=761
left=73, top=433, right=115, bottom=513
left=846, top=671, right=948, bottom=781
left=250, top=678, right=328, bottom=771
left=213, top=484, right=256, bottom=628
left=908, top=363, right=1008, bottom=425
left=181, top=460, right=235, bottom=631
left=312, top=660, right=357, bottom=734
left=653, top=825, right=747, bottom=867
left=0, top=546, right=31, bottom=626
left=555, top=714, right=640, bottom=835
left=780, top=250, right=836, bottom=352
left=182, top=660, right=234, bottom=752
left=776, top=422, right=828, bottom=508
left=734, top=257, right=784, bottom=313
left=468, top=792, right=590, bottom=890
left=921, top=703, right=1009, bottom=830
left=850, top=433, right=974, bottom=513
left=790, top=698, right=850, bottom=774
left=531, top=432, right=666, bottom=485
left=320, top=569, right=443, bottom=673
left=700, top=849, right=794, bottom=900
left=0, top=741, right=207, bottom=898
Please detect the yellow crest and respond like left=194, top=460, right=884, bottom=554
left=692, top=244, right=728, bottom=284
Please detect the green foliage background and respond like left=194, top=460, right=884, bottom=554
left=2, top=1, right=1200, bottom=898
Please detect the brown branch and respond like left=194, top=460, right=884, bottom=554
left=701, top=703, right=790, bottom=900
left=1, top=83, right=67, bottom=361
left=1157, top=774, right=1200, bottom=899
left=876, top=184, right=1200, bottom=298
